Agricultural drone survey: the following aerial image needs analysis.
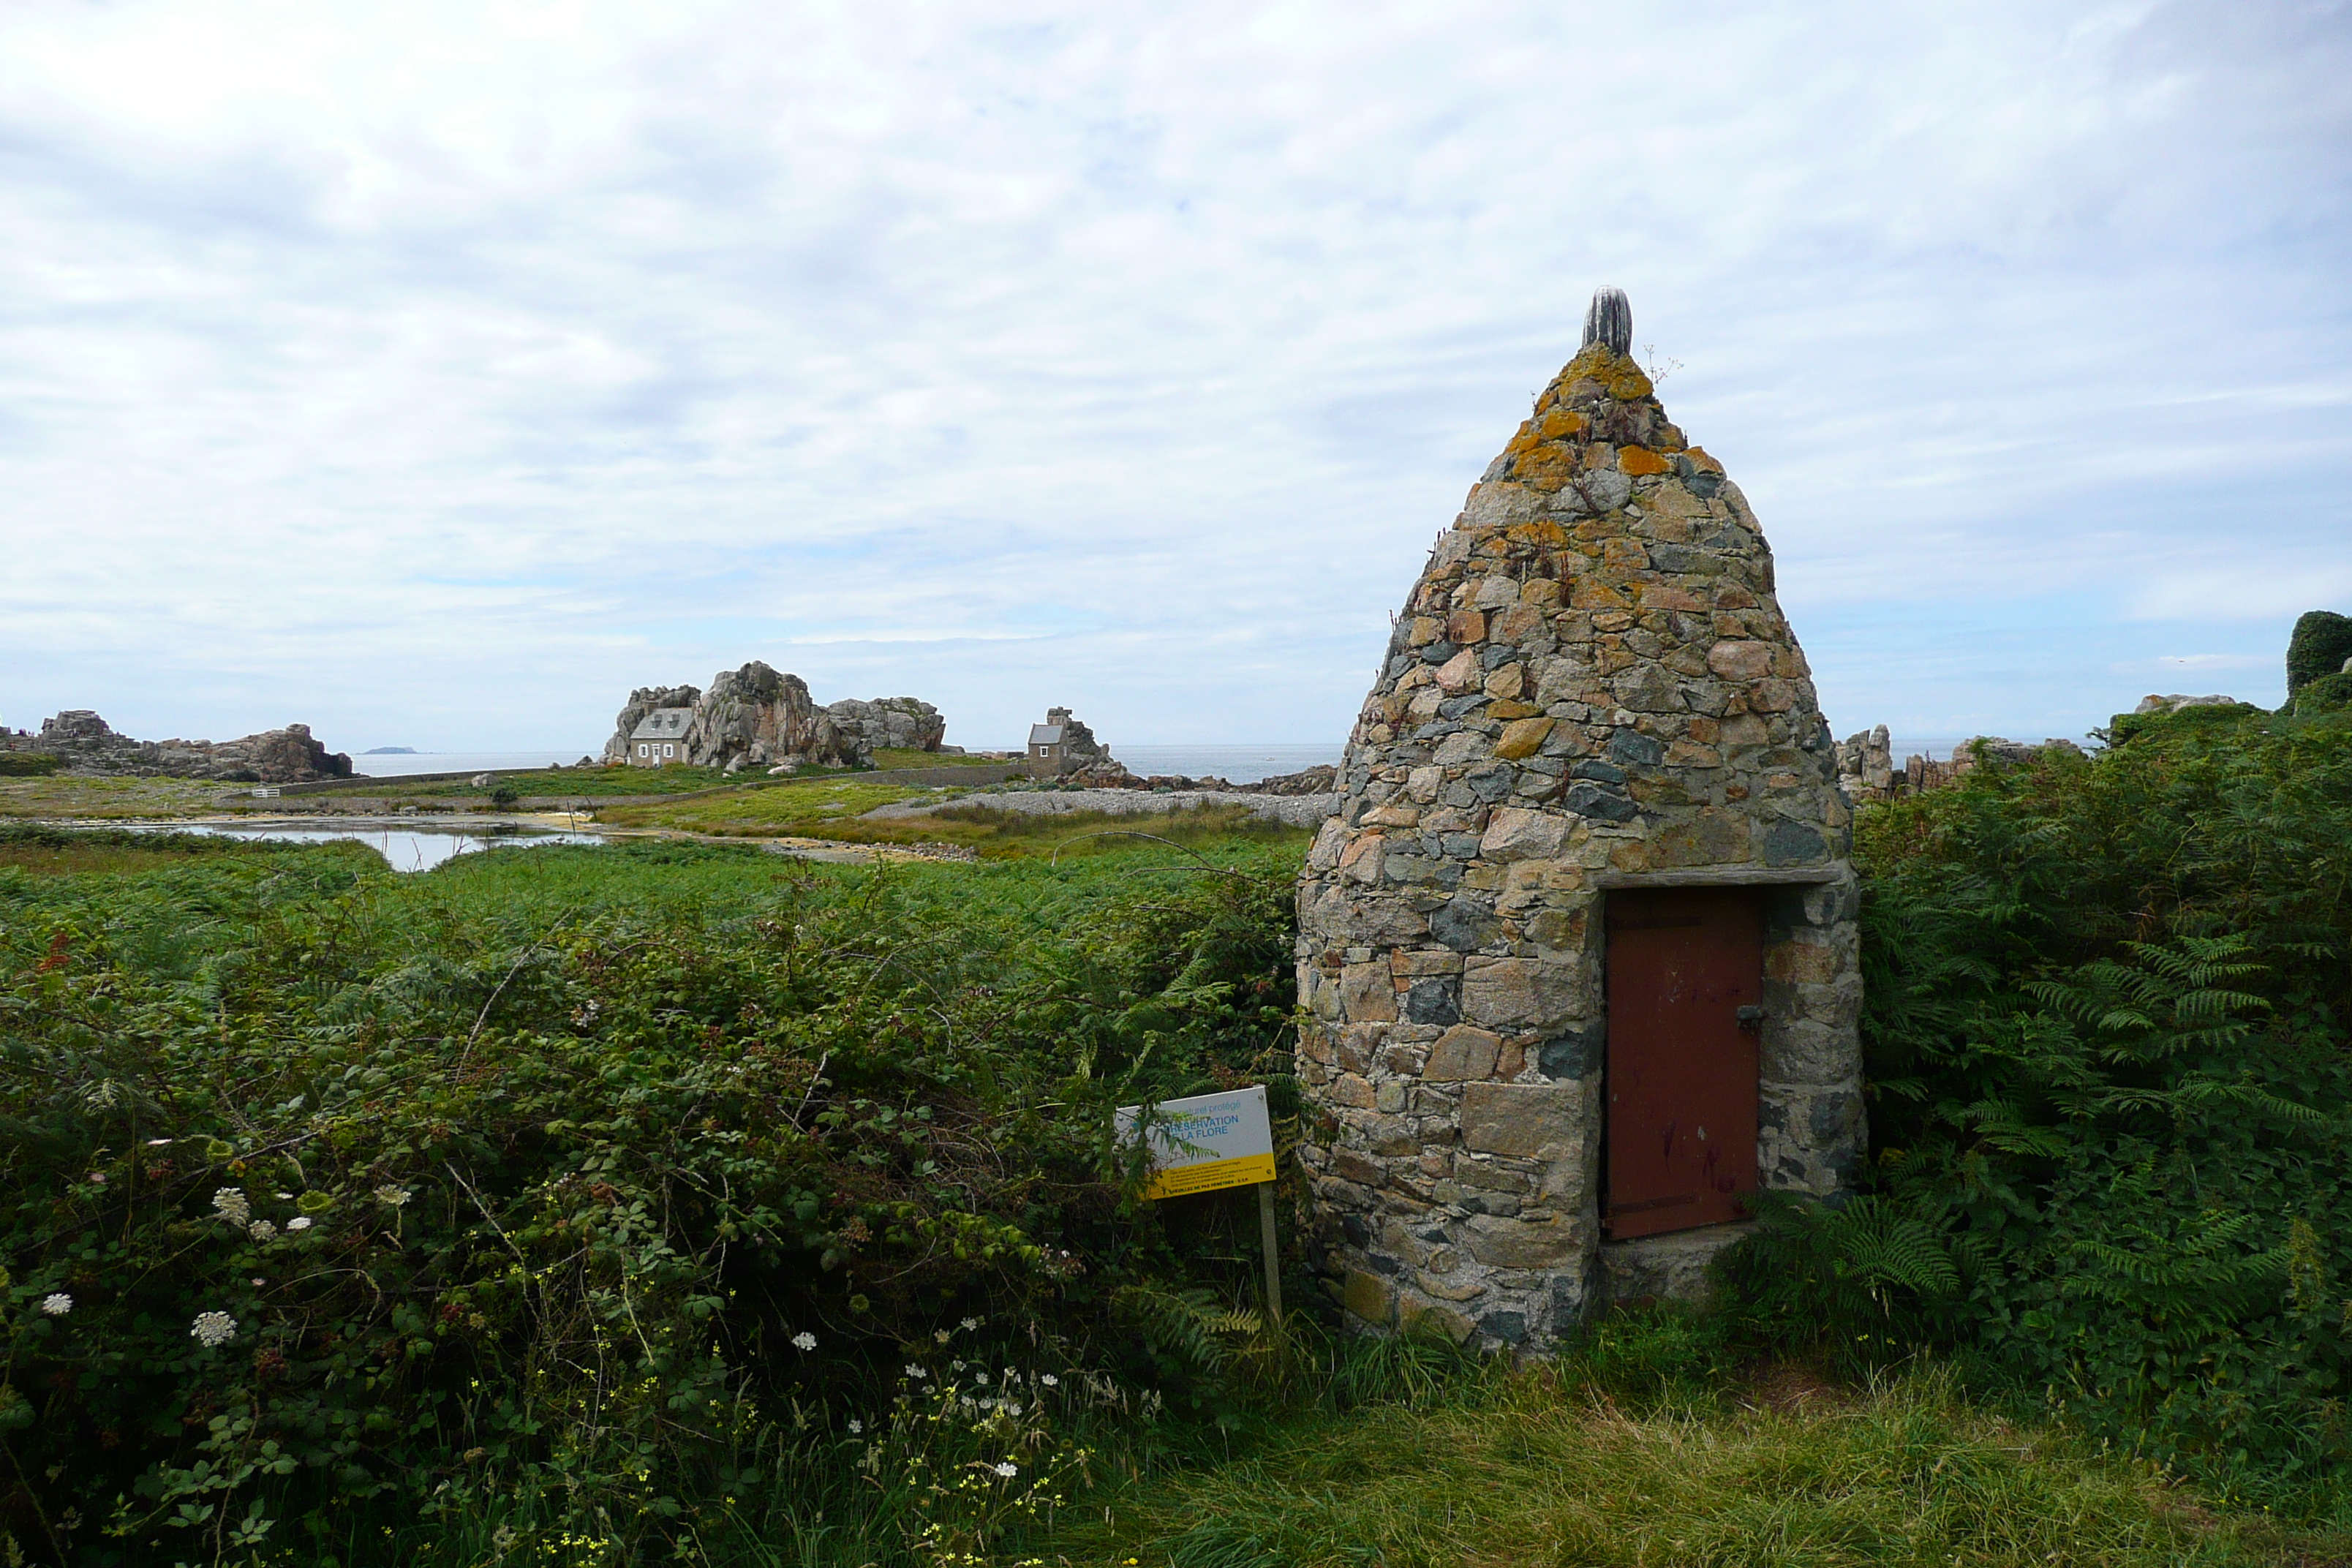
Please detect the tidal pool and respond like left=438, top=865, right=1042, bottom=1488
left=146, top=821, right=609, bottom=872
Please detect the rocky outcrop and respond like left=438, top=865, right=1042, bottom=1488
left=2134, top=693, right=2241, bottom=717
left=1836, top=728, right=2087, bottom=802
left=600, top=685, right=702, bottom=765
left=683, top=663, right=822, bottom=772
left=9, top=711, right=353, bottom=783
left=601, top=664, right=950, bottom=772
left=1834, top=733, right=2097, bottom=808
left=821, top=697, right=946, bottom=757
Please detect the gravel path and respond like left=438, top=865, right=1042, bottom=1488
left=863, top=788, right=1339, bottom=829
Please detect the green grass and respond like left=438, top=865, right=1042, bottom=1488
left=595, top=774, right=941, bottom=833
left=1070, top=1358, right=2321, bottom=1567
left=6, top=825, right=2345, bottom=1566
left=602, top=783, right=1311, bottom=861
left=0, top=772, right=245, bottom=818
left=355, top=763, right=742, bottom=796
left=871, top=747, right=1012, bottom=770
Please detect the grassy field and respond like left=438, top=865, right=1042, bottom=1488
left=598, top=779, right=1297, bottom=859
left=353, top=762, right=745, bottom=796
left=1075, top=1347, right=2322, bottom=1567
left=871, top=747, right=1014, bottom=770
left=0, top=772, right=243, bottom=818
left=7, top=808, right=2350, bottom=1567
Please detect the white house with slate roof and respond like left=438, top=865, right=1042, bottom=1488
left=627, top=707, right=694, bottom=766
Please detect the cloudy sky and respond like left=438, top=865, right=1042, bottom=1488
left=4, top=1, right=2346, bottom=756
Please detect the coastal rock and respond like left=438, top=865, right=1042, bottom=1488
left=602, top=664, right=951, bottom=772
left=823, top=697, right=946, bottom=756
left=600, top=685, right=701, bottom=765
left=12, top=711, right=354, bottom=783
left=1837, top=729, right=2087, bottom=802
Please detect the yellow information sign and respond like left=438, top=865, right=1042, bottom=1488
left=1113, top=1085, right=1276, bottom=1201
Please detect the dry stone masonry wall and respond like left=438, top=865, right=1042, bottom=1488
left=1294, top=321, right=1863, bottom=1352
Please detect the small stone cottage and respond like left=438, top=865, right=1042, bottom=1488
left=626, top=707, right=694, bottom=766
left=1294, top=289, right=1863, bottom=1350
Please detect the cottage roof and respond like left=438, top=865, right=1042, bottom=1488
left=630, top=708, right=693, bottom=740
left=1028, top=723, right=1065, bottom=747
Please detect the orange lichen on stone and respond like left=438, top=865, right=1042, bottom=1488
left=1617, top=445, right=1670, bottom=477
left=1537, top=406, right=1588, bottom=440
left=1683, top=445, right=1724, bottom=475
left=1510, top=445, right=1579, bottom=492
left=1601, top=538, right=1649, bottom=573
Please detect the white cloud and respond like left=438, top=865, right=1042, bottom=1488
left=2, top=0, right=2346, bottom=750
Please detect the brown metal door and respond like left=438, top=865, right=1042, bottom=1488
left=1604, top=888, right=1762, bottom=1238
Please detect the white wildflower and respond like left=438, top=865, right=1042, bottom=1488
left=286, top=1217, right=313, bottom=1232
left=974, top=1371, right=990, bottom=1385
left=1006, top=1402, right=1022, bottom=1417
left=1003, top=1366, right=1017, bottom=1380
left=847, top=1420, right=863, bottom=1436
left=791, top=1331, right=817, bottom=1352
left=992, top=1461, right=1018, bottom=1479
left=189, top=1311, right=238, bottom=1349
left=39, top=1293, right=72, bottom=1316
left=274, top=1192, right=293, bottom=1200
left=904, top=1363, right=927, bottom=1379
left=211, top=1188, right=251, bottom=1225
left=933, top=1328, right=951, bottom=1343
left=960, top=1316, right=980, bottom=1330
left=248, top=1221, right=276, bottom=1241
left=1039, top=1373, right=1059, bottom=1387
left=951, top=1360, right=966, bottom=1372
left=373, top=1185, right=412, bottom=1207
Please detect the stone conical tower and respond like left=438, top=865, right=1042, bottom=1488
left=1295, top=293, right=1863, bottom=1350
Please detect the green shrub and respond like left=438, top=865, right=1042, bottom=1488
left=0, top=833, right=1304, bottom=1564
left=2287, top=608, right=2352, bottom=696
left=1724, top=708, right=2352, bottom=1487
left=2296, top=669, right=2352, bottom=717
left=0, top=753, right=60, bottom=777
left=2103, top=699, right=2266, bottom=747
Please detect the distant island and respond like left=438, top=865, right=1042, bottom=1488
left=362, top=746, right=420, bottom=754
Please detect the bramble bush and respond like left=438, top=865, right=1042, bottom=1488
left=1724, top=703, right=2352, bottom=1488
left=0, top=826, right=1305, bottom=1567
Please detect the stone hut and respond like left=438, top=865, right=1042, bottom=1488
left=1294, top=289, right=1863, bottom=1351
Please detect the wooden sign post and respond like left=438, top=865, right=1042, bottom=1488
left=1115, top=1085, right=1282, bottom=1329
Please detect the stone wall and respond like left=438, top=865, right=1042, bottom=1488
left=1293, top=331, right=1863, bottom=1352
left=7, top=711, right=353, bottom=783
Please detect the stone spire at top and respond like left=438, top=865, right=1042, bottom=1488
left=1581, top=285, right=1632, bottom=356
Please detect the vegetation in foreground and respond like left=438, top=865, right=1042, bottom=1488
left=2, top=822, right=1317, bottom=1566
left=1731, top=700, right=2352, bottom=1493
left=1079, top=1323, right=2307, bottom=1567
left=7, top=693, right=2352, bottom=1566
